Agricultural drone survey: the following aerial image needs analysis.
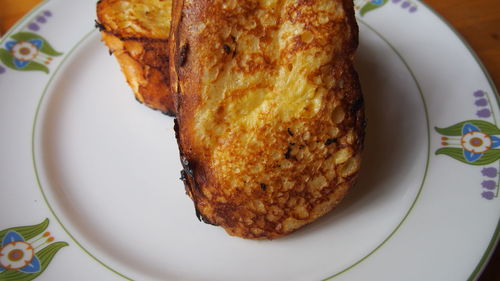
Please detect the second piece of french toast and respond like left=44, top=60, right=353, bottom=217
left=97, top=0, right=174, bottom=115
left=170, top=0, right=365, bottom=239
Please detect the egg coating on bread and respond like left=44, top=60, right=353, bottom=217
left=170, top=0, right=365, bottom=239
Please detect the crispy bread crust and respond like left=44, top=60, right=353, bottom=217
left=171, top=0, right=364, bottom=239
left=97, top=0, right=174, bottom=115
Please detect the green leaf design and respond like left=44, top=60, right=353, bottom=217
left=435, top=147, right=466, bottom=163
left=360, top=0, right=388, bottom=16
left=11, top=32, right=63, bottom=56
left=0, top=219, right=49, bottom=243
left=435, top=148, right=500, bottom=165
left=22, top=61, right=49, bottom=73
left=474, top=150, right=500, bottom=165
left=37, top=242, right=69, bottom=268
left=435, top=120, right=500, bottom=136
left=0, top=49, right=49, bottom=73
left=0, top=219, right=68, bottom=281
left=0, top=268, right=33, bottom=281
left=0, top=242, right=68, bottom=281
left=0, top=48, right=17, bottom=69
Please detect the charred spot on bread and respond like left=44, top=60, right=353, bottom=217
left=179, top=43, right=189, bottom=67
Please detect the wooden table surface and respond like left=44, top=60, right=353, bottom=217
left=1, top=0, right=499, bottom=280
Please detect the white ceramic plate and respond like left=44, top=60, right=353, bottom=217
left=0, top=0, right=498, bottom=280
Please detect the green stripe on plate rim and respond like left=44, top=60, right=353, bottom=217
left=322, top=18, right=431, bottom=280
left=31, top=21, right=430, bottom=281
left=26, top=2, right=499, bottom=280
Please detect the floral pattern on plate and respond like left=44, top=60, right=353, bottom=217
left=436, top=120, right=500, bottom=165
left=0, top=219, right=68, bottom=281
left=0, top=10, right=62, bottom=74
left=435, top=90, right=500, bottom=200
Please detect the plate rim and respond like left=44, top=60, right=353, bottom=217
left=415, top=2, right=500, bottom=280
left=1, top=0, right=498, bottom=280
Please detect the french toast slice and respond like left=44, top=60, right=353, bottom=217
left=96, top=0, right=174, bottom=115
left=170, top=0, right=365, bottom=239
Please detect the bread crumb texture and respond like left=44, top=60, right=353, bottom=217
left=176, top=0, right=364, bottom=239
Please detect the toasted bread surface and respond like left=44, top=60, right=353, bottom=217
left=171, top=0, right=365, bottom=239
left=97, top=0, right=174, bottom=115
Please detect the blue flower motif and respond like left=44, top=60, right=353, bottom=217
left=461, top=123, right=500, bottom=162
left=371, top=0, right=383, bottom=4
left=5, top=39, right=43, bottom=69
left=0, top=32, right=62, bottom=74
left=0, top=231, right=40, bottom=273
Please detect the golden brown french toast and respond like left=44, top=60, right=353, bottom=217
left=96, top=0, right=174, bottom=115
left=170, top=0, right=365, bottom=239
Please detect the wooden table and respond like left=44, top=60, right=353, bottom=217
left=1, top=1, right=499, bottom=280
